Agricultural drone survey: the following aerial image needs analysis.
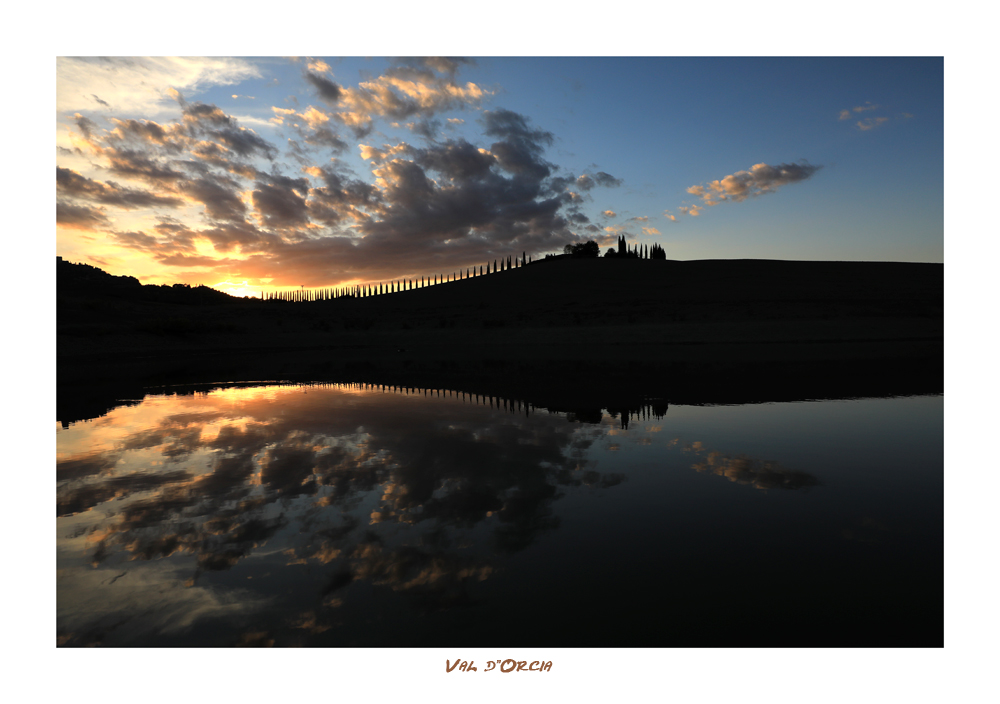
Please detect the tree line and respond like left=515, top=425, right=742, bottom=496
left=266, top=251, right=534, bottom=301
left=267, top=238, right=667, bottom=302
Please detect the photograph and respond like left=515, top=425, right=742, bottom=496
left=55, top=55, right=943, bottom=650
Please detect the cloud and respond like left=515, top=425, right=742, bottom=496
left=602, top=210, right=616, bottom=218
left=107, top=117, right=189, bottom=152
left=57, top=202, right=112, bottom=230
left=57, top=57, right=260, bottom=116
left=251, top=174, right=311, bottom=230
left=106, top=219, right=201, bottom=256
left=481, top=108, right=554, bottom=180
left=178, top=174, right=247, bottom=223
left=307, top=59, right=331, bottom=74
left=857, top=117, right=889, bottom=131
left=575, top=171, right=623, bottom=191
left=106, top=148, right=188, bottom=184
left=641, top=226, right=661, bottom=236
left=57, top=167, right=184, bottom=209
left=57, top=66, right=622, bottom=286
left=838, top=102, right=880, bottom=120
left=270, top=105, right=349, bottom=153
left=684, top=161, right=821, bottom=208
left=330, top=59, right=490, bottom=139
left=177, top=98, right=277, bottom=161
left=304, top=70, right=343, bottom=104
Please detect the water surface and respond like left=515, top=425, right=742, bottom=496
left=56, top=383, right=942, bottom=646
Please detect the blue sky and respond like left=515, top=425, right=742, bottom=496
left=56, top=56, right=942, bottom=295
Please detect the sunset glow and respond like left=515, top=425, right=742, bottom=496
left=56, top=57, right=942, bottom=296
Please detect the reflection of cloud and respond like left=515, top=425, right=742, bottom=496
left=57, top=450, right=121, bottom=482
left=345, top=539, right=493, bottom=611
left=677, top=438, right=819, bottom=490
left=58, top=383, right=628, bottom=639
left=56, top=560, right=271, bottom=647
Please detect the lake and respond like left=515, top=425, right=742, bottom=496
left=56, top=381, right=942, bottom=647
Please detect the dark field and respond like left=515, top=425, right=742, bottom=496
left=59, top=257, right=942, bottom=363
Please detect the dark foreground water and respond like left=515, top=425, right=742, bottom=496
left=56, top=383, right=942, bottom=647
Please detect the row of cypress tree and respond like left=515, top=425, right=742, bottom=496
left=266, top=251, right=533, bottom=302
left=266, top=241, right=665, bottom=302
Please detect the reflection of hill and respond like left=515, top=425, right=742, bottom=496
left=59, top=352, right=941, bottom=428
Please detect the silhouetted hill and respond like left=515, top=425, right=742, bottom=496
left=58, top=256, right=246, bottom=306
left=58, top=257, right=942, bottom=371
left=323, top=257, right=942, bottom=328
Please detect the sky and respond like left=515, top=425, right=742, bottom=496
left=56, top=56, right=942, bottom=296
